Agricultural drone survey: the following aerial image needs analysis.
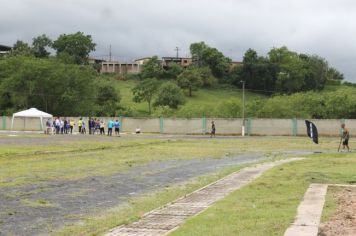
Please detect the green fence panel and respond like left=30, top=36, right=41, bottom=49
left=2, top=115, right=5, bottom=130
left=160, top=117, right=164, bottom=134
left=119, top=116, right=123, bottom=131
left=292, top=118, right=298, bottom=136
left=202, top=117, right=207, bottom=134
left=246, top=118, right=252, bottom=136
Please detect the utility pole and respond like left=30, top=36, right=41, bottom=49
left=109, top=45, right=112, bottom=61
left=241, top=80, right=245, bottom=136
left=175, top=46, right=179, bottom=58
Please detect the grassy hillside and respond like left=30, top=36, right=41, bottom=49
left=101, top=75, right=356, bottom=118
left=111, top=78, right=266, bottom=117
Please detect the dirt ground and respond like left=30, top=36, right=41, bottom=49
left=319, top=187, right=356, bottom=236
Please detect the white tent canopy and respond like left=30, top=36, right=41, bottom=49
left=11, top=108, right=53, bottom=130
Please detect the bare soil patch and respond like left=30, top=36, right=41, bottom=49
left=319, top=187, right=356, bottom=236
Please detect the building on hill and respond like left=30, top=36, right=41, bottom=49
left=134, top=57, right=151, bottom=65
left=88, top=57, right=106, bottom=65
left=0, top=44, right=12, bottom=57
left=161, top=57, right=193, bottom=68
left=101, top=61, right=142, bottom=74
left=89, top=57, right=106, bottom=72
left=230, top=61, right=243, bottom=69
left=101, top=56, right=242, bottom=74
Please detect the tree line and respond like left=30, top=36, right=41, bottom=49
left=0, top=32, right=350, bottom=118
left=130, top=42, right=345, bottom=115
left=0, top=32, right=120, bottom=116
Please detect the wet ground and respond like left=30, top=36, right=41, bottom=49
left=0, top=152, right=267, bottom=235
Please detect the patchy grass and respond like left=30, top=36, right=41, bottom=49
left=170, top=153, right=356, bottom=236
left=21, top=199, right=57, bottom=208
left=4, top=187, right=51, bottom=198
left=1, top=136, right=352, bottom=235
left=0, top=137, right=338, bottom=187
left=53, top=161, right=264, bottom=236
left=65, top=188, right=95, bottom=198
left=320, top=186, right=339, bottom=223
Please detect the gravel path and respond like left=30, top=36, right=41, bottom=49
left=0, top=153, right=267, bottom=236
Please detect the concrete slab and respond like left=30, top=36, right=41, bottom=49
left=284, top=183, right=328, bottom=236
left=105, top=158, right=304, bottom=236
left=284, top=225, right=319, bottom=236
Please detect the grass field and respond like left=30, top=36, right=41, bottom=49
left=170, top=153, right=356, bottom=236
left=0, top=136, right=338, bottom=188
left=1, top=135, right=355, bottom=235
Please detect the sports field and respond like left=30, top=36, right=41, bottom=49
left=0, top=133, right=355, bottom=235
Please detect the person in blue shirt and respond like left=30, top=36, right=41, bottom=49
left=107, top=119, right=114, bottom=136
left=114, top=119, right=120, bottom=136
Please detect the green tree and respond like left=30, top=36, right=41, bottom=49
left=228, top=64, right=243, bottom=86
left=190, top=42, right=231, bottom=79
left=132, top=78, right=160, bottom=114
left=197, top=66, right=217, bottom=87
left=53, top=32, right=96, bottom=64
left=268, top=47, right=307, bottom=93
left=32, top=34, right=52, bottom=58
left=327, top=67, right=344, bottom=81
left=300, top=54, right=328, bottom=91
left=190, top=41, right=208, bottom=65
left=140, top=56, right=164, bottom=79
left=154, top=82, right=185, bottom=109
left=0, top=56, right=96, bottom=115
left=177, top=67, right=203, bottom=96
left=240, top=49, right=275, bottom=92
left=10, top=40, right=33, bottom=57
left=96, top=85, right=121, bottom=116
left=164, top=63, right=183, bottom=79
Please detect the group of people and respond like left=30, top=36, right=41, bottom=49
left=46, top=117, right=121, bottom=136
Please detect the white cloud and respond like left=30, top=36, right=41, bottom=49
left=0, top=0, right=355, bottom=81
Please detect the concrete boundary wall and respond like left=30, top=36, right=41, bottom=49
left=1, top=116, right=355, bottom=137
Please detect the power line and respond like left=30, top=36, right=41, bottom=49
left=175, top=47, right=180, bottom=58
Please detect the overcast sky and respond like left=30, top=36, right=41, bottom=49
left=1, top=0, right=356, bottom=81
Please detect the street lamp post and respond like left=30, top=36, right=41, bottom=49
left=241, top=80, right=245, bottom=136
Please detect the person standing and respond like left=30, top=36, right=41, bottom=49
left=114, top=119, right=120, bottom=136
left=78, top=118, right=83, bottom=134
left=60, top=118, right=64, bottom=134
left=100, top=120, right=105, bottom=135
left=91, top=118, right=96, bottom=135
left=81, top=119, right=86, bottom=134
left=95, top=119, right=100, bottom=134
left=88, top=117, right=92, bottom=135
left=64, top=119, right=68, bottom=134
left=45, top=119, right=52, bottom=135
left=55, top=117, right=60, bottom=134
left=107, top=119, right=113, bottom=136
left=69, top=119, right=75, bottom=134
left=210, top=121, right=216, bottom=138
left=66, top=119, right=70, bottom=134
left=341, top=123, right=350, bottom=152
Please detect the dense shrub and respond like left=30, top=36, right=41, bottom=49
left=154, top=82, right=185, bottom=109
